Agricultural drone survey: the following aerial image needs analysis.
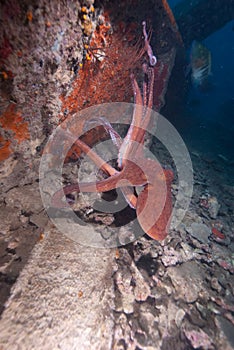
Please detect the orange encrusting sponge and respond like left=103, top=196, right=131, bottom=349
left=0, top=103, right=30, bottom=161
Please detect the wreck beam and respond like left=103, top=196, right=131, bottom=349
left=173, top=0, right=234, bottom=47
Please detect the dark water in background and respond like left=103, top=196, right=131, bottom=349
left=167, top=0, right=234, bottom=183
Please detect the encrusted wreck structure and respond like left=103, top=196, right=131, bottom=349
left=0, top=0, right=233, bottom=349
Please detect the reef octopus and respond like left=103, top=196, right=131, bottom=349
left=52, top=22, right=173, bottom=241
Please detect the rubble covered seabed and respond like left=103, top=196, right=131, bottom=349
left=0, top=0, right=233, bottom=349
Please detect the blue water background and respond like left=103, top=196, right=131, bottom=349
left=167, top=0, right=234, bottom=174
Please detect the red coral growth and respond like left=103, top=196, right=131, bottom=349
left=60, top=13, right=143, bottom=117
left=59, top=13, right=144, bottom=160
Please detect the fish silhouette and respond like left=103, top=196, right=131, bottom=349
left=190, top=40, right=212, bottom=91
